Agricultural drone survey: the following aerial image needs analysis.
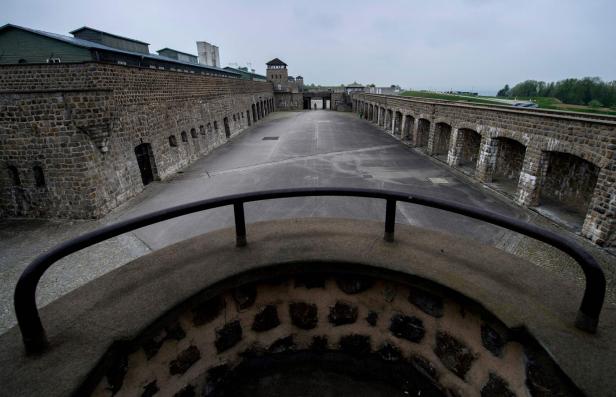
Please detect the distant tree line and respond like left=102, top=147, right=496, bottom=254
left=497, top=77, right=616, bottom=107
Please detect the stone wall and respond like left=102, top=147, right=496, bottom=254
left=353, top=94, right=616, bottom=247
left=274, top=92, right=303, bottom=111
left=0, top=62, right=274, bottom=218
left=88, top=273, right=578, bottom=397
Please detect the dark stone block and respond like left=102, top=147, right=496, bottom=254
left=339, top=334, right=371, bottom=355
left=215, top=320, right=243, bottom=353
left=192, top=296, right=225, bottom=326
left=410, top=354, right=438, bottom=382
left=141, top=380, right=159, bottom=397
left=207, top=364, right=230, bottom=384
left=269, top=336, right=295, bottom=353
left=481, top=373, right=515, bottom=397
left=173, top=384, right=195, bottom=397
left=328, top=301, right=358, bottom=326
left=142, top=331, right=166, bottom=360
left=252, top=305, right=280, bottom=332
left=310, top=336, right=328, bottom=352
left=166, top=322, right=186, bottom=341
left=434, top=332, right=477, bottom=380
left=169, top=345, right=201, bottom=375
left=294, top=274, right=326, bottom=289
left=289, top=302, right=318, bottom=329
left=233, top=284, right=256, bottom=311
left=481, top=324, right=505, bottom=357
left=408, top=289, right=444, bottom=318
left=366, top=311, right=378, bottom=326
left=336, top=276, right=375, bottom=294
left=142, top=322, right=186, bottom=360
left=389, top=314, right=425, bottom=343
left=106, top=354, right=127, bottom=395
left=377, top=342, right=402, bottom=361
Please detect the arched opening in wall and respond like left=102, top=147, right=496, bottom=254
left=33, top=165, right=46, bottom=187
left=223, top=117, right=231, bottom=139
left=433, top=123, right=452, bottom=160
left=6, top=165, right=25, bottom=215
left=214, top=121, right=219, bottom=135
left=190, top=128, right=197, bottom=139
left=181, top=131, right=188, bottom=143
left=536, top=152, right=600, bottom=231
left=379, top=107, right=386, bottom=127
left=7, top=165, right=21, bottom=186
left=368, top=105, right=373, bottom=121
left=394, top=111, right=403, bottom=137
left=247, top=110, right=252, bottom=126
left=199, top=125, right=205, bottom=136
left=169, top=135, right=178, bottom=147
left=207, top=123, right=213, bottom=136
left=252, top=104, right=257, bottom=122
left=134, top=143, right=159, bottom=186
left=492, top=138, right=526, bottom=196
left=456, top=129, right=481, bottom=175
left=417, top=119, right=430, bottom=148
left=386, top=109, right=393, bottom=132
left=403, top=115, right=415, bottom=142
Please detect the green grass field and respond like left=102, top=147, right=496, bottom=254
left=400, top=91, right=616, bottom=116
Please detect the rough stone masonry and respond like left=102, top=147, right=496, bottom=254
left=353, top=93, right=616, bottom=247
left=0, top=62, right=274, bottom=219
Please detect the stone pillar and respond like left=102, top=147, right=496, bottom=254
left=475, top=136, right=499, bottom=182
left=516, top=147, right=548, bottom=207
left=447, top=128, right=462, bottom=166
left=391, top=111, right=396, bottom=135
left=581, top=169, right=615, bottom=246
left=426, top=122, right=437, bottom=155
left=410, top=119, right=420, bottom=145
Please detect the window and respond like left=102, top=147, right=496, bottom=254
left=7, top=165, right=21, bottom=186
left=181, top=131, right=188, bottom=142
left=47, top=58, right=61, bottom=64
left=207, top=122, right=212, bottom=133
left=116, top=60, right=127, bottom=66
left=199, top=125, right=205, bottom=135
left=214, top=121, right=218, bottom=132
left=233, top=114, right=236, bottom=121
left=18, top=59, right=27, bottom=64
left=33, top=166, right=46, bottom=187
left=169, top=135, right=178, bottom=147
left=190, top=128, right=197, bottom=138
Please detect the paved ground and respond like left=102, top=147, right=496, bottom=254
left=1, top=110, right=614, bottom=333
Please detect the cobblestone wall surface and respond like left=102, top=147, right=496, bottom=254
left=89, top=274, right=579, bottom=397
left=353, top=94, right=616, bottom=246
left=0, top=62, right=274, bottom=218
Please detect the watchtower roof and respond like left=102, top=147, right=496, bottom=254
left=266, top=58, right=287, bottom=67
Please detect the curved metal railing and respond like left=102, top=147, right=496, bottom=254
left=14, top=187, right=606, bottom=354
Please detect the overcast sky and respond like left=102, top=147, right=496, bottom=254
left=4, top=0, right=616, bottom=94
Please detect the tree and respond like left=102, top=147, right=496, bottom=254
left=497, top=84, right=510, bottom=97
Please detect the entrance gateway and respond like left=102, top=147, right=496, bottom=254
left=303, top=91, right=332, bottom=110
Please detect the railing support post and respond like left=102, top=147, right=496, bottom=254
left=233, top=202, right=247, bottom=247
left=384, top=199, right=396, bottom=242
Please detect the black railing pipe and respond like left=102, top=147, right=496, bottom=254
left=14, top=187, right=606, bottom=354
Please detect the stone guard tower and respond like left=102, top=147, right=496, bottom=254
left=266, top=58, right=288, bottom=91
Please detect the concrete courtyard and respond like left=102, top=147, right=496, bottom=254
left=1, top=110, right=614, bottom=333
